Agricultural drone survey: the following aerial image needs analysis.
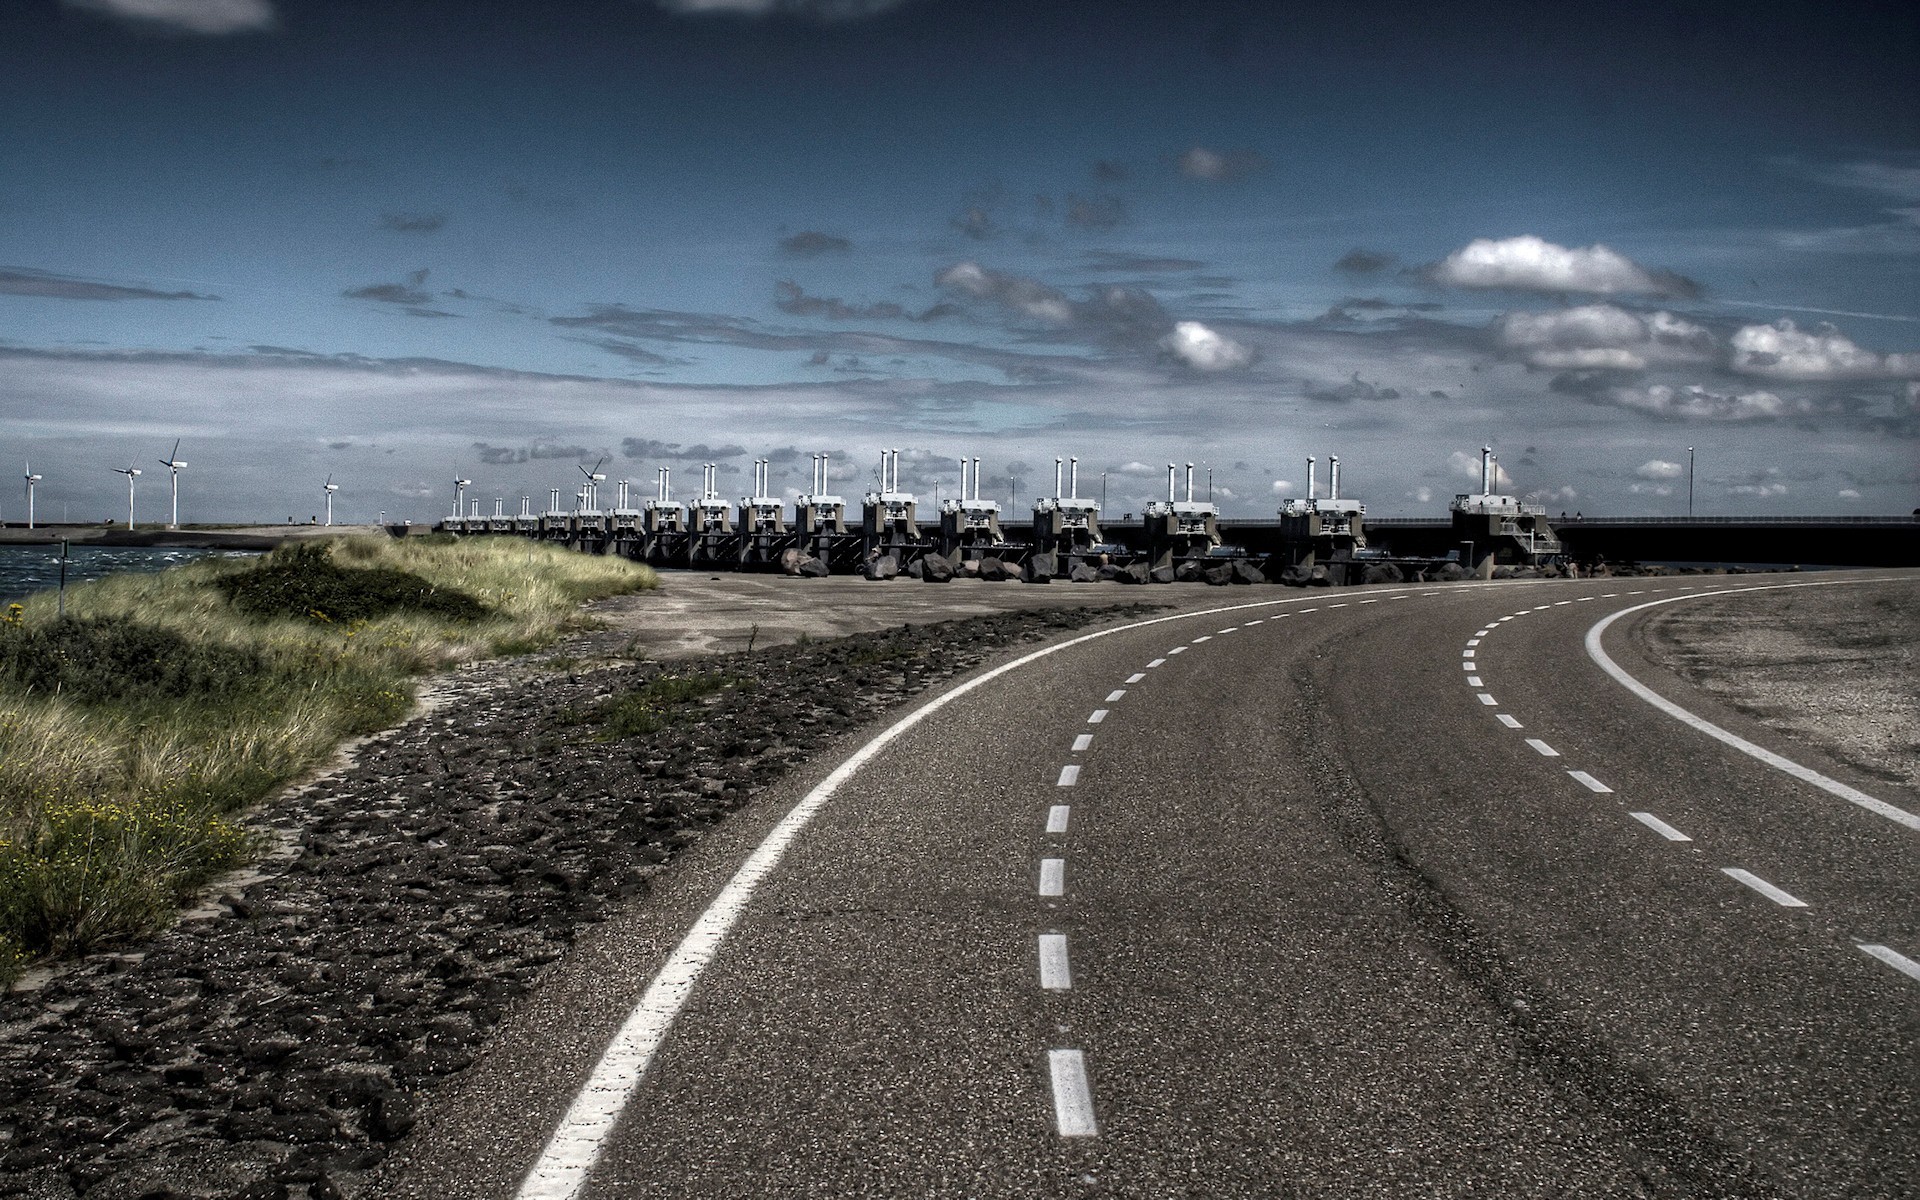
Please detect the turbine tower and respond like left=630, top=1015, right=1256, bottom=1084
left=453, top=478, right=471, bottom=519
left=158, top=439, right=187, bottom=529
left=113, top=464, right=142, bottom=530
left=23, top=462, right=42, bottom=530
left=323, top=474, right=340, bottom=526
left=578, top=456, right=608, bottom=511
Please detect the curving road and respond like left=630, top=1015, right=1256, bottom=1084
left=380, top=570, right=1918, bottom=1199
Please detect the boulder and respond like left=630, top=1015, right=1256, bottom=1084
left=1122, top=562, right=1152, bottom=584
left=863, top=555, right=899, bottom=581
left=1068, top=564, right=1100, bottom=583
left=978, top=556, right=1017, bottom=582
left=903, top=556, right=925, bottom=579
left=957, top=557, right=981, bottom=577
left=1203, top=563, right=1234, bottom=585
left=1306, top=565, right=1333, bottom=587
left=1149, top=565, right=1176, bottom=584
left=1229, top=559, right=1265, bottom=585
left=797, top=555, right=830, bottom=577
left=1026, top=552, right=1057, bottom=581
left=1095, top=564, right=1124, bottom=582
left=778, top=548, right=808, bottom=576
left=1174, top=561, right=1203, bottom=583
left=920, top=552, right=955, bottom=583
left=1361, top=563, right=1403, bottom=585
left=1434, top=562, right=1469, bottom=582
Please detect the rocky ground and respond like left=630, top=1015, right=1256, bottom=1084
left=1639, top=577, right=1920, bottom=791
left=0, top=600, right=1160, bottom=1200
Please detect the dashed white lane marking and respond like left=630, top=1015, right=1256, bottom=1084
left=1359, top=598, right=1379, bottom=604
left=1467, top=638, right=1482, bottom=646
left=1496, top=713, right=1523, bottom=728
left=1299, top=607, right=1318, bottom=613
left=1462, top=649, right=1476, bottom=659
left=1461, top=661, right=1477, bottom=671
left=1328, top=603, right=1348, bottom=609
left=1466, top=676, right=1483, bottom=687
left=1218, top=626, right=1240, bottom=633
left=1390, top=595, right=1409, bottom=601
left=1039, top=859, right=1066, bottom=897
left=1496, top=616, right=1514, bottom=622
left=1169, top=646, right=1188, bottom=656
left=1049, top=1049, right=1099, bottom=1137
left=516, top=584, right=1467, bottom=1196
left=1526, top=738, right=1561, bottom=757
left=1722, top=868, right=1808, bottom=908
left=1105, top=689, right=1127, bottom=702
left=1568, top=771, right=1613, bottom=793
left=1125, top=673, right=1146, bottom=684
left=1072, top=734, right=1093, bottom=752
left=1587, top=587, right=1920, bottom=834
left=1038, top=934, right=1072, bottom=990
left=1532, top=605, right=1551, bottom=611
left=1627, top=590, right=1646, bottom=595
left=1147, top=658, right=1167, bottom=668
left=1601, top=592, right=1618, bottom=598
left=1057, top=765, right=1080, bottom=787
left=1087, top=709, right=1108, bottom=724
left=1046, top=805, right=1071, bottom=834
left=1245, top=618, right=1265, bottom=624
left=1630, top=812, right=1693, bottom=842
left=1576, top=596, right=1595, bottom=602
left=1192, top=635, right=1212, bottom=643
left=1554, top=600, right=1572, bottom=606
left=1858, top=943, right=1920, bottom=983
left=1477, top=693, right=1497, bottom=706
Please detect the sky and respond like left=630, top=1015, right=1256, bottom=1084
left=2, top=0, right=1917, bottom=525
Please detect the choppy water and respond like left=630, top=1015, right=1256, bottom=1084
left=0, top=545, right=259, bottom=605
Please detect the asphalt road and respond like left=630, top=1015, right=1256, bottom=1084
left=379, top=570, right=1918, bottom=1199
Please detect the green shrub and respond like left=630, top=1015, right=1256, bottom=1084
left=0, top=616, right=267, bottom=707
left=216, top=540, right=489, bottom=624
left=599, top=673, right=747, bottom=740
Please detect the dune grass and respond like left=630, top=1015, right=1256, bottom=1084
left=0, top=535, right=655, bottom=981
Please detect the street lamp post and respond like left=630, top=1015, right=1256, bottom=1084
left=1100, top=471, right=1108, bottom=511
left=1687, top=447, right=1695, bottom=518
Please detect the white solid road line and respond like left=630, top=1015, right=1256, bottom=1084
left=1038, top=934, right=1072, bottom=990
left=515, top=583, right=1466, bottom=1197
left=1046, top=805, right=1070, bottom=834
left=1087, top=709, right=1108, bottom=724
left=1496, top=713, right=1523, bottom=728
left=1858, top=943, right=1920, bottom=983
left=1586, top=584, right=1920, bottom=835
left=1568, top=771, right=1613, bottom=793
left=1526, top=738, right=1560, bottom=757
left=1057, top=765, right=1080, bottom=787
left=1039, top=859, right=1066, bottom=897
left=1722, top=868, right=1808, bottom=908
left=1105, top=689, right=1127, bottom=702
left=1629, top=811, right=1693, bottom=842
left=1125, top=673, right=1146, bottom=683
left=1049, top=1049, right=1100, bottom=1137
left=1072, top=734, right=1093, bottom=752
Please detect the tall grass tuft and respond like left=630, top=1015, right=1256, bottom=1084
left=0, top=537, right=654, bottom=980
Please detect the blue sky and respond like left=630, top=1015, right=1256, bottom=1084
left=2, top=0, right=1916, bottom=523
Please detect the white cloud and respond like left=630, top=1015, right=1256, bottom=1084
left=1178, top=147, right=1265, bottom=183
left=1727, top=482, right=1789, bottom=497
left=652, top=0, right=912, bottom=17
left=1161, top=321, right=1251, bottom=371
left=1608, top=384, right=1798, bottom=421
left=1636, top=459, right=1685, bottom=480
left=934, top=261, right=1074, bottom=324
left=1430, top=235, right=1697, bottom=297
left=1408, top=486, right=1433, bottom=504
left=1837, top=488, right=1863, bottom=500
left=1730, top=320, right=1920, bottom=381
left=1269, top=479, right=1294, bottom=495
left=62, top=0, right=274, bottom=33
left=1527, top=485, right=1577, bottom=504
left=1629, top=482, right=1674, bottom=496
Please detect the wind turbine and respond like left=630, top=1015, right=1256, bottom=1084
left=158, top=439, right=187, bottom=529
left=453, top=478, right=472, bottom=518
left=323, top=474, right=340, bottom=526
left=578, top=456, right=608, bottom=510
left=23, top=462, right=41, bottom=530
left=113, top=464, right=142, bottom=530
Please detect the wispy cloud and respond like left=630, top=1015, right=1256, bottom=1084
left=381, top=212, right=447, bottom=234
left=0, top=266, right=217, bottom=302
left=62, top=0, right=275, bottom=35
left=779, top=231, right=853, bottom=256
left=1178, top=146, right=1266, bottom=183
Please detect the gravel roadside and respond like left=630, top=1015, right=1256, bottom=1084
left=0, top=600, right=1160, bottom=1200
left=1637, top=578, right=1920, bottom=790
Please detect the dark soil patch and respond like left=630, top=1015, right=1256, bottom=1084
left=0, top=602, right=1158, bottom=1199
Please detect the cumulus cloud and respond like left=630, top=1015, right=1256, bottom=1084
left=621, top=438, right=748, bottom=461
left=651, top=0, right=911, bottom=18
left=936, top=262, right=1073, bottom=323
left=1606, top=384, right=1798, bottom=422
left=0, top=266, right=216, bottom=301
left=1178, top=146, right=1266, bottom=183
left=1838, top=488, right=1863, bottom=500
left=1636, top=459, right=1684, bottom=480
left=1427, top=236, right=1700, bottom=298
left=1527, top=486, right=1577, bottom=504
left=1730, top=320, right=1920, bottom=380
left=1494, top=304, right=1714, bottom=371
left=1449, top=450, right=1512, bottom=489
left=1161, top=321, right=1251, bottom=371
left=63, top=0, right=274, bottom=34
left=1629, top=482, right=1673, bottom=497
left=1269, top=479, right=1294, bottom=494
left=933, top=264, right=1172, bottom=348
left=779, top=231, right=851, bottom=256
left=381, top=213, right=446, bottom=234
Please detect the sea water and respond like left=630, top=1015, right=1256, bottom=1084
left=0, top=545, right=259, bottom=605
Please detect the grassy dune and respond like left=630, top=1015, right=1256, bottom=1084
left=0, top=535, right=655, bottom=981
